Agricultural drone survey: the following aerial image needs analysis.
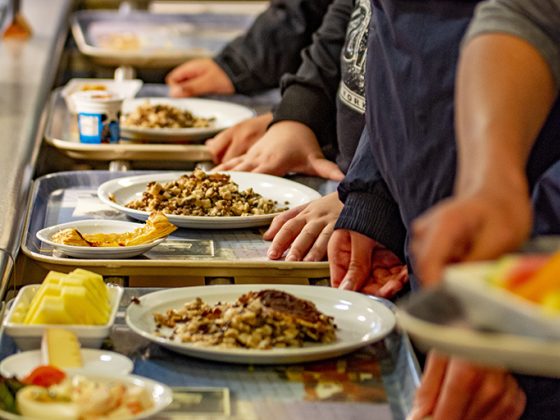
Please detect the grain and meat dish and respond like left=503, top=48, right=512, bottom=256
left=124, top=169, right=287, bottom=217
left=153, top=289, right=337, bottom=349
left=122, top=100, right=215, bottom=129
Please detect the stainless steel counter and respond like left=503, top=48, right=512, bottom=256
left=0, top=0, right=71, bottom=299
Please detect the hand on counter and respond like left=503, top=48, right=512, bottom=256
left=214, top=120, right=344, bottom=181
left=408, top=351, right=526, bottom=420
left=328, top=229, right=408, bottom=299
left=166, top=58, right=235, bottom=98
left=206, top=113, right=273, bottom=164
left=264, top=192, right=343, bottom=262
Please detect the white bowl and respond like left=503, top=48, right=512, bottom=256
left=61, top=78, right=143, bottom=113
left=0, top=373, right=173, bottom=420
left=36, top=219, right=168, bottom=259
left=3, top=284, right=123, bottom=350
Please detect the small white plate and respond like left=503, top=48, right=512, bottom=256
left=120, top=97, right=255, bottom=142
left=396, top=258, right=560, bottom=378
left=97, top=171, right=322, bottom=229
left=36, top=219, right=167, bottom=259
left=444, top=260, right=560, bottom=339
left=126, top=284, right=396, bottom=364
left=0, top=349, right=134, bottom=378
left=0, top=373, right=172, bottom=420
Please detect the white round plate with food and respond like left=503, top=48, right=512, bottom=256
left=36, top=219, right=167, bottom=259
left=0, top=349, right=134, bottom=378
left=0, top=373, right=172, bottom=420
left=125, top=284, right=395, bottom=364
left=97, top=171, right=322, bottom=229
left=120, top=97, right=255, bottom=142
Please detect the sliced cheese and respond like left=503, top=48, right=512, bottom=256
left=41, top=328, right=83, bottom=369
left=20, top=269, right=111, bottom=326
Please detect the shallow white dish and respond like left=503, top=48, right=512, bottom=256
left=396, top=259, right=560, bottom=377
left=97, top=171, right=322, bottom=229
left=126, top=284, right=396, bottom=364
left=61, top=78, right=143, bottom=113
left=36, top=219, right=167, bottom=259
left=120, top=97, right=255, bottom=141
left=0, top=373, right=173, bottom=420
left=3, top=284, right=123, bottom=350
left=444, top=260, right=560, bottom=339
left=397, top=293, right=560, bottom=378
left=0, top=349, right=134, bottom=378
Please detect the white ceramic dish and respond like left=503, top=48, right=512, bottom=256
left=120, top=97, right=255, bottom=141
left=61, top=78, right=143, bottom=113
left=443, top=260, right=560, bottom=339
left=396, top=259, right=560, bottom=378
left=397, top=297, right=560, bottom=378
left=0, top=373, right=173, bottom=420
left=3, top=284, right=123, bottom=350
left=36, top=219, right=168, bottom=259
left=97, top=171, right=322, bottom=229
left=0, top=349, right=134, bottom=378
left=126, top=284, right=396, bottom=364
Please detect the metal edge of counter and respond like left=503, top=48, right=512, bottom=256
left=0, top=0, right=72, bottom=300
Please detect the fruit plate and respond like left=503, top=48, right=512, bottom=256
left=126, top=284, right=396, bottom=364
left=442, top=260, right=560, bottom=339
left=97, top=171, right=322, bottom=229
left=36, top=219, right=168, bottom=259
left=0, top=373, right=173, bottom=420
left=397, top=286, right=560, bottom=378
left=0, top=349, right=134, bottom=379
left=2, top=284, right=123, bottom=350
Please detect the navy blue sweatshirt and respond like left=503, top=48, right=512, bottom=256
left=337, top=0, right=560, bottom=415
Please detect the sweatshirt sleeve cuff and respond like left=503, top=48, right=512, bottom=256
left=335, top=191, right=406, bottom=260
left=214, top=52, right=258, bottom=94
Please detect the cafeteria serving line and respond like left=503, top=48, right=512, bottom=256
left=0, top=1, right=422, bottom=419
left=1, top=0, right=560, bottom=419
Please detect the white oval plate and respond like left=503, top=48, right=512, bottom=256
left=0, top=373, right=173, bottom=420
left=0, top=349, right=134, bottom=378
left=36, top=219, right=167, bottom=259
left=97, top=171, right=322, bottom=229
left=120, top=97, right=255, bottom=142
left=126, top=284, right=395, bottom=364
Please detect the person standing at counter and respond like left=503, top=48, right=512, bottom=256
left=330, top=0, right=560, bottom=417
left=214, top=0, right=408, bottom=293
left=166, top=0, right=332, bottom=98
left=165, top=0, right=332, bottom=163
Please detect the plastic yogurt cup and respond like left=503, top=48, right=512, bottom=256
left=72, top=90, right=124, bottom=144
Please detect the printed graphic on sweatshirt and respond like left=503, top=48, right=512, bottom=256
left=339, top=0, right=371, bottom=114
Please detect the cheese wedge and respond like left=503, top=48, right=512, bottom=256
left=41, top=328, right=83, bottom=369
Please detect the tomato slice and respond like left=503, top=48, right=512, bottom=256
left=22, top=365, right=66, bottom=387
left=503, top=255, right=550, bottom=290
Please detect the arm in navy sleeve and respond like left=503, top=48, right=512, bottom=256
left=335, top=129, right=406, bottom=258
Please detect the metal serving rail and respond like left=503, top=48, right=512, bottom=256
left=0, top=0, right=72, bottom=300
